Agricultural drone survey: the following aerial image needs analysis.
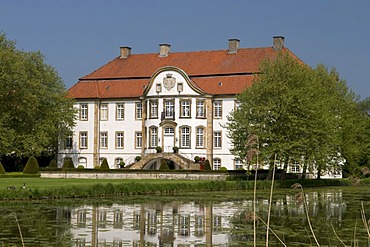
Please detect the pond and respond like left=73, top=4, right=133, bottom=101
left=1, top=187, right=370, bottom=246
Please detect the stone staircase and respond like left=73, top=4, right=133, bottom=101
left=130, top=152, right=200, bottom=170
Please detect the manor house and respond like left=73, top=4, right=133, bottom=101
left=58, top=36, right=295, bottom=170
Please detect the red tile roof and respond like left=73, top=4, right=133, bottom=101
left=68, top=46, right=296, bottom=99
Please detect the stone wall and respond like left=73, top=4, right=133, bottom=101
left=40, top=171, right=228, bottom=180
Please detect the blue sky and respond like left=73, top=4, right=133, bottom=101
left=1, top=0, right=369, bottom=99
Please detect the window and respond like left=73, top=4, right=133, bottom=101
left=164, top=100, right=174, bottom=119
left=180, top=100, right=191, bottom=118
left=196, top=127, right=205, bottom=148
left=65, top=135, right=73, bottom=149
left=196, top=100, right=205, bottom=118
left=149, top=100, right=158, bottom=118
left=78, top=157, right=87, bottom=168
left=235, top=160, right=243, bottom=170
left=213, top=158, right=221, bottom=170
left=149, top=127, right=158, bottom=148
left=116, top=132, right=124, bottom=149
left=164, top=127, right=174, bottom=135
left=116, top=103, right=124, bottom=120
left=100, top=132, right=108, bottom=148
left=180, top=126, right=190, bottom=148
left=79, top=132, right=88, bottom=149
left=100, top=104, right=108, bottom=121
left=177, top=82, right=183, bottom=92
left=136, top=102, right=142, bottom=119
left=80, top=104, right=88, bottom=121
left=291, top=163, right=301, bottom=173
left=214, top=101, right=222, bottom=118
left=135, top=132, right=142, bottom=148
left=213, top=131, right=222, bottom=148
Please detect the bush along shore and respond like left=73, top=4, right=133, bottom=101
left=0, top=178, right=351, bottom=200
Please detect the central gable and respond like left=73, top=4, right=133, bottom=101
left=144, top=66, right=204, bottom=97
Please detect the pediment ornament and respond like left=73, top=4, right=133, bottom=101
left=163, top=73, right=176, bottom=91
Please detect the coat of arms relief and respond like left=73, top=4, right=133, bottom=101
left=163, top=73, right=176, bottom=91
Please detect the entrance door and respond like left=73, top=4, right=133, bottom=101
left=163, top=127, right=175, bottom=152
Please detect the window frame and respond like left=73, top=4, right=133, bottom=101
left=80, top=104, right=88, bottom=121
left=196, top=100, right=206, bottom=118
left=180, top=99, right=191, bottom=118
left=213, top=158, right=221, bottom=170
left=196, top=126, right=205, bottom=148
left=149, top=127, right=158, bottom=148
left=164, top=99, right=175, bottom=119
left=116, top=103, right=125, bottom=120
left=100, top=103, right=108, bottom=121
left=213, top=131, right=222, bottom=148
left=180, top=126, right=191, bottom=148
left=65, top=135, right=73, bottom=149
left=135, top=102, right=143, bottom=120
left=115, top=131, right=124, bottom=149
left=100, top=132, right=108, bottom=149
left=213, top=100, right=222, bottom=118
left=149, top=100, right=158, bottom=119
left=135, top=131, right=143, bottom=149
left=79, top=131, right=88, bottom=149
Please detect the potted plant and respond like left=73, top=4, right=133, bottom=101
left=173, top=146, right=179, bottom=153
left=156, top=146, right=162, bottom=153
left=194, top=156, right=200, bottom=163
left=135, top=156, right=142, bottom=162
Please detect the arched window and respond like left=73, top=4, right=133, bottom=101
left=180, top=126, right=191, bottom=148
left=196, top=126, right=205, bottom=148
left=78, top=157, right=87, bottom=168
left=149, top=126, right=158, bottom=148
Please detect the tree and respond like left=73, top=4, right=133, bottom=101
left=100, top=158, right=110, bottom=169
left=226, top=53, right=362, bottom=178
left=0, top=33, right=75, bottom=162
left=23, top=156, right=39, bottom=174
left=0, top=161, right=5, bottom=174
left=62, top=157, right=75, bottom=170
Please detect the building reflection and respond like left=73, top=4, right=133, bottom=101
left=71, top=190, right=346, bottom=246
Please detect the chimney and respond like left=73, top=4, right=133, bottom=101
left=120, top=46, right=131, bottom=58
left=228, top=39, right=240, bottom=54
left=159, top=44, right=171, bottom=57
left=273, top=36, right=285, bottom=51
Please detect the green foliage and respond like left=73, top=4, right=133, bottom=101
left=135, top=156, right=142, bottom=162
left=62, top=157, right=75, bottom=170
left=77, top=165, right=85, bottom=169
left=173, top=146, right=179, bottom=153
left=159, top=159, right=170, bottom=171
left=194, top=156, right=200, bottom=163
left=219, top=167, right=228, bottom=171
left=48, top=159, right=57, bottom=168
left=23, top=156, right=39, bottom=174
left=156, top=146, right=162, bottom=153
left=226, top=53, right=367, bottom=177
left=0, top=33, right=76, bottom=158
left=100, top=158, right=110, bottom=170
left=203, top=159, right=212, bottom=171
left=0, top=162, right=5, bottom=174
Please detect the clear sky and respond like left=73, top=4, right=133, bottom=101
left=1, top=0, right=369, bottom=99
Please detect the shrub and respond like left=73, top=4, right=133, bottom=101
left=220, top=167, right=228, bottom=171
left=0, top=162, right=5, bottom=174
left=62, top=157, right=75, bottom=170
left=23, top=156, right=39, bottom=174
left=101, top=158, right=110, bottom=169
left=156, top=146, right=162, bottom=153
left=159, top=159, right=170, bottom=171
left=119, top=161, right=125, bottom=168
left=77, top=165, right=85, bottom=169
left=135, top=156, right=142, bottom=162
left=194, top=156, right=200, bottom=163
left=173, top=146, right=179, bottom=153
left=203, top=159, right=212, bottom=171
left=49, top=159, right=57, bottom=168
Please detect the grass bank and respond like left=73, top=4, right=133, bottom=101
left=0, top=177, right=351, bottom=200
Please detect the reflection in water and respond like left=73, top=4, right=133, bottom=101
left=1, top=189, right=370, bottom=246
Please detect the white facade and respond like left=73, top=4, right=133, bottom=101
left=58, top=67, right=239, bottom=170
